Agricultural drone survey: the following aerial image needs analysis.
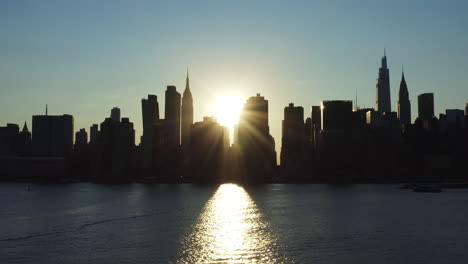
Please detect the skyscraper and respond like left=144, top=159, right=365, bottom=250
left=75, top=128, right=88, bottom=147
left=181, top=70, right=193, bottom=148
left=189, top=117, right=227, bottom=183
left=165, top=86, right=181, bottom=147
left=397, top=70, right=411, bottom=125
left=280, top=103, right=305, bottom=180
left=376, top=51, right=391, bottom=113
left=32, top=114, right=74, bottom=156
left=237, top=93, right=276, bottom=183
left=111, top=107, right=121, bottom=122
left=311, top=106, right=321, bottom=150
left=142, top=95, right=159, bottom=136
left=418, top=93, right=434, bottom=120
left=90, top=124, right=99, bottom=144
left=321, top=100, right=353, bottom=131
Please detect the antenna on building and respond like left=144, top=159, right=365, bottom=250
left=355, top=89, right=358, bottom=110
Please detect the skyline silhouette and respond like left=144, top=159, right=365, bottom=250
left=2, top=1, right=468, bottom=155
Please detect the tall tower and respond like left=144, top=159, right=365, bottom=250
left=376, top=50, right=391, bottom=113
left=397, top=69, right=411, bottom=125
left=111, top=107, right=121, bottom=122
left=182, top=69, right=193, bottom=148
left=165, top=85, right=181, bottom=147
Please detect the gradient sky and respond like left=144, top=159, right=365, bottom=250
left=2, top=0, right=467, bottom=154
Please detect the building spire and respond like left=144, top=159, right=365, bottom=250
left=355, top=89, right=358, bottom=110
left=46, top=104, right=48, bottom=116
left=22, top=121, right=29, bottom=133
left=185, top=67, right=190, bottom=93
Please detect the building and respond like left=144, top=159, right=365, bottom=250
left=376, top=50, right=391, bottom=113
left=445, top=109, right=465, bottom=129
left=90, top=124, right=99, bottom=144
left=32, top=114, right=74, bottom=157
left=321, top=100, right=353, bottom=131
left=280, top=103, right=305, bottom=180
left=189, top=117, right=227, bottom=183
left=141, top=94, right=160, bottom=175
left=319, top=100, right=353, bottom=179
left=111, top=107, right=121, bottom=122
left=165, top=85, right=181, bottom=147
left=181, top=70, right=193, bottom=149
left=75, top=128, right=88, bottom=147
left=311, top=105, right=321, bottom=150
left=397, top=71, right=411, bottom=125
left=96, top=115, right=135, bottom=181
left=418, top=93, right=434, bottom=120
left=0, top=124, right=20, bottom=156
left=237, top=93, right=276, bottom=183
left=141, top=95, right=159, bottom=138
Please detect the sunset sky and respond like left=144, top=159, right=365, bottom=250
left=1, top=0, right=467, bottom=152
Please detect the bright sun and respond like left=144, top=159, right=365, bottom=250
left=212, top=95, right=244, bottom=127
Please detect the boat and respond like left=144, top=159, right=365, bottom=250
left=412, top=184, right=442, bottom=192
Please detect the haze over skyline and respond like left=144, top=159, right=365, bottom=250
left=2, top=0, right=467, bottom=149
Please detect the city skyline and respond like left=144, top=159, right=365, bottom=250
left=2, top=0, right=468, bottom=153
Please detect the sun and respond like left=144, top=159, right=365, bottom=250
left=212, top=94, right=244, bottom=128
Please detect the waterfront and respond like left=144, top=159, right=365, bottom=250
left=1, top=183, right=468, bottom=263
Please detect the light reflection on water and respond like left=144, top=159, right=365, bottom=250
left=177, top=184, right=289, bottom=264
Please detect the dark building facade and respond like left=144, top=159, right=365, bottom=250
left=141, top=94, right=160, bottom=175
left=189, top=117, right=227, bottom=183
left=311, top=105, right=321, bottom=151
left=280, top=103, right=305, bottom=181
left=321, top=100, right=353, bottom=131
left=32, top=114, right=74, bottom=157
left=75, top=128, right=88, bottom=147
left=165, top=86, right=181, bottom=147
left=90, top=124, right=99, bottom=144
left=237, top=94, right=276, bottom=183
left=0, top=124, right=20, bottom=156
left=418, top=93, right=435, bottom=120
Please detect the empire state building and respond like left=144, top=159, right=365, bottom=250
left=376, top=51, right=391, bottom=113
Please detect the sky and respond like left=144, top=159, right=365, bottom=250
left=1, top=0, right=468, bottom=154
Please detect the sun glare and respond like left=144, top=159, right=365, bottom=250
left=212, top=95, right=244, bottom=128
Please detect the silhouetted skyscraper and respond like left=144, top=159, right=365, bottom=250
left=142, top=95, right=159, bottom=136
left=311, top=106, right=321, bottom=150
left=321, top=100, right=353, bottom=131
left=32, top=114, right=74, bottom=156
left=397, top=70, right=411, bottom=125
left=445, top=109, right=465, bottom=129
left=90, top=124, right=99, bottom=144
left=141, top=94, right=160, bottom=174
left=111, top=107, right=121, bottom=122
left=190, top=117, right=227, bottom=183
left=237, top=93, right=276, bottom=183
left=97, top=115, right=135, bottom=181
left=17, top=122, right=32, bottom=155
left=182, top=70, right=193, bottom=148
left=281, top=103, right=305, bottom=180
left=165, top=86, right=181, bottom=147
left=376, top=51, right=391, bottom=113
left=75, top=128, right=88, bottom=147
left=418, top=93, right=434, bottom=120
left=0, top=124, right=20, bottom=156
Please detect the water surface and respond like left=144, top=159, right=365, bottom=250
left=1, top=183, right=468, bottom=263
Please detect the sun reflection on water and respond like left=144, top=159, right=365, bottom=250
left=177, top=184, right=288, bottom=264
